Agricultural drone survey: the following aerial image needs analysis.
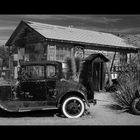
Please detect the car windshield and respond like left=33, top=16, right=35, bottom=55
left=23, top=65, right=45, bottom=79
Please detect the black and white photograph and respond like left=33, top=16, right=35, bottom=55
left=0, top=14, right=140, bottom=125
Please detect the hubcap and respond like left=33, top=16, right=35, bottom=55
left=65, top=99, right=82, bottom=116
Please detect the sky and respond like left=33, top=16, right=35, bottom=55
left=0, top=14, right=140, bottom=45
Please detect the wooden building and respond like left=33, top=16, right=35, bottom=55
left=5, top=20, right=138, bottom=90
left=0, top=45, right=9, bottom=78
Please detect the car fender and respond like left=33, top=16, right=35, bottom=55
left=57, top=89, right=90, bottom=108
left=0, top=101, right=18, bottom=112
left=77, top=90, right=90, bottom=107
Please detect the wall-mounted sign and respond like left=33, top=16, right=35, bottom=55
left=113, top=65, right=137, bottom=72
left=74, top=46, right=84, bottom=59
left=47, top=45, right=56, bottom=60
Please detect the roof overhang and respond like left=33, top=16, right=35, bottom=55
left=5, top=20, right=26, bottom=46
left=5, top=20, right=138, bottom=53
left=46, top=38, right=138, bottom=53
left=84, top=53, right=110, bottom=62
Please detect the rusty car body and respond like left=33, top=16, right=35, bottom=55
left=0, top=61, right=94, bottom=118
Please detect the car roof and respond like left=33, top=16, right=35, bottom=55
left=20, top=61, right=62, bottom=66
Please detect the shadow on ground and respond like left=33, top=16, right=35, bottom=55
left=102, top=103, right=129, bottom=114
left=0, top=109, right=64, bottom=118
left=103, top=103, right=140, bottom=116
left=0, top=108, right=91, bottom=118
left=104, top=104, right=123, bottom=110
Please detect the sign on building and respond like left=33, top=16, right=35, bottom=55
left=74, top=46, right=84, bottom=59
left=113, top=65, right=137, bottom=72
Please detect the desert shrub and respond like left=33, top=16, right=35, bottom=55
left=65, top=56, right=82, bottom=81
left=65, top=57, right=74, bottom=80
left=110, top=61, right=140, bottom=111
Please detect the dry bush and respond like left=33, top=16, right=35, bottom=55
left=65, top=57, right=74, bottom=80
left=65, top=57, right=82, bottom=81
left=111, top=62, right=140, bottom=111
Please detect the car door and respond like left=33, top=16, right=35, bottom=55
left=18, top=65, right=49, bottom=110
left=45, top=65, right=58, bottom=106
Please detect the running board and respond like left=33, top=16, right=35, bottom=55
left=18, top=106, right=58, bottom=112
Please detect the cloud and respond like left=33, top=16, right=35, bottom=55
left=0, top=15, right=139, bottom=46
left=20, top=15, right=55, bottom=20
left=0, top=26, right=16, bottom=30
left=107, top=27, right=140, bottom=34
left=75, top=24, right=140, bottom=34
left=0, top=39, right=7, bottom=45
left=17, top=15, right=122, bottom=24
left=96, top=17, right=121, bottom=24
left=0, top=15, right=123, bottom=33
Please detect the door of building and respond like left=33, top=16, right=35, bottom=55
left=79, top=53, right=109, bottom=97
left=92, top=62, right=103, bottom=91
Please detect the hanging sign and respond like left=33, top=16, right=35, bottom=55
left=74, top=46, right=84, bottom=59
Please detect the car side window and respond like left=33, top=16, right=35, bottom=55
left=46, top=65, right=56, bottom=78
left=25, top=65, right=45, bottom=79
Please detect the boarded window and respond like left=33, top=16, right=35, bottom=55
left=56, top=46, right=71, bottom=62
left=24, top=65, right=45, bottom=79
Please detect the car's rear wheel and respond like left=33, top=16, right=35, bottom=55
left=61, top=96, right=85, bottom=118
left=131, top=98, right=140, bottom=115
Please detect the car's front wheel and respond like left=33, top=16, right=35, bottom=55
left=61, top=96, right=85, bottom=118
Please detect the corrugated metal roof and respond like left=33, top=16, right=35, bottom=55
left=25, top=20, right=137, bottom=49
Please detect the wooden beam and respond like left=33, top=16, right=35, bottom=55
left=47, top=38, right=138, bottom=53
left=110, top=52, right=116, bottom=72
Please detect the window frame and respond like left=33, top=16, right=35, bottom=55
left=45, top=64, right=58, bottom=79
left=21, top=65, right=45, bottom=80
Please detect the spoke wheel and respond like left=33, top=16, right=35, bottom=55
left=62, top=96, right=85, bottom=118
left=131, top=98, right=140, bottom=115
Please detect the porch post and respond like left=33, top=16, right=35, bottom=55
left=106, top=52, right=116, bottom=86
left=8, top=46, right=12, bottom=80
left=110, top=52, right=116, bottom=72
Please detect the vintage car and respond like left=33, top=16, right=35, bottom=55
left=0, top=61, right=96, bottom=118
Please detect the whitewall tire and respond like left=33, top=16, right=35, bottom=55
left=131, top=98, right=140, bottom=115
left=62, top=96, right=85, bottom=118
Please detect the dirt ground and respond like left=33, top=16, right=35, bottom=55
left=0, top=92, right=140, bottom=125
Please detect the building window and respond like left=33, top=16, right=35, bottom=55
left=119, top=52, right=127, bottom=65
left=47, top=45, right=56, bottom=61
left=56, top=46, right=71, bottom=62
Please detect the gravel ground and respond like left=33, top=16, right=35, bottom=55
left=0, top=92, right=140, bottom=125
